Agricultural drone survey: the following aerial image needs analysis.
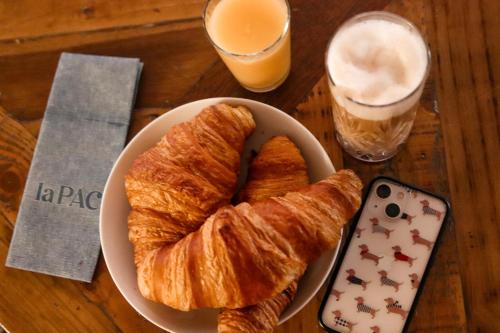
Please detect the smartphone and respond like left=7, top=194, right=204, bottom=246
left=318, top=176, right=450, bottom=333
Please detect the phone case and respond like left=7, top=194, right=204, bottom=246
left=318, top=177, right=450, bottom=333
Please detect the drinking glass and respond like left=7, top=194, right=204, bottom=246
left=203, top=0, right=291, bottom=92
left=325, top=12, right=431, bottom=162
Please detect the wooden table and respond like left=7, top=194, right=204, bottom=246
left=0, top=0, right=498, bottom=332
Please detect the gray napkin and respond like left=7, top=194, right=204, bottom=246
left=6, top=52, right=143, bottom=282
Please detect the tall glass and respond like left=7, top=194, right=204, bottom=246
left=203, top=0, right=291, bottom=92
left=325, top=12, right=431, bottom=162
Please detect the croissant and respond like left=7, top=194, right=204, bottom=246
left=126, top=103, right=255, bottom=266
left=238, top=135, right=309, bottom=203
left=218, top=282, right=297, bottom=333
left=137, top=169, right=362, bottom=310
left=219, top=136, right=309, bottom=333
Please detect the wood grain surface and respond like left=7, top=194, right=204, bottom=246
left=0, top=0, right=498, bottom=332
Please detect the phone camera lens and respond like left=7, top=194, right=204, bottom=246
left=385, top=203, right=400, bottom=218
left=376, top=184, right=391, bottom=198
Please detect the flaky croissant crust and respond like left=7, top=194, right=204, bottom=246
left=218, top=281, right=298, bottom=333
left=126, top=103, right=255, bottom=265
left=138, top=170, right=361, bottom=310
left=125, top=104, right=362, bottom=313
left=238, top=135, right=309, bottom=204
left=218, top=135, right=309, bottom=333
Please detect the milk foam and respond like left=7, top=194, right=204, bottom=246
left=327, top=18, right=428, bottom=121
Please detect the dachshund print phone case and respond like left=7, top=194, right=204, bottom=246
left=319, top=177, right=450, bottom=333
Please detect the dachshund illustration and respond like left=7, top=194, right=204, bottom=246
left=409, top=273, right=420, bottom=289
left=392, top=245, right=417, bottom=267
left=346, top=269, right=371, bottom=290
left=359, top=244, right=383, bottom=265
left=354, top=296, right=379, bottom=318
left=400, top=212, right=415, bottom=224
left=378, top=270, right=403, bottom=292
left=332, top=310, right=357, bottom=332
left=355, top=227, right=365, bottom=238
left=370, top=218, right=394, bottom=238
left=410, top=229, right=434, bottom=250
left=420, top=200, right=443, bottom=221
left=370, top=326, right=381, bottom=333
left=330, top=289, right=344, bottom=301
left=384, top=298, right=408, bottom=319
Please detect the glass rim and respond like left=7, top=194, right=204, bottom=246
left=325, top=11, right=431, bottom=108
left=202, top=0, right=291, bottom=59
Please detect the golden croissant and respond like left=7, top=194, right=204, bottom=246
left=238, top=135, right=309, bottom=203
left=138, top=169, right=362, bottom=310
left=219, top=135, right=309, bottom=333
left=218, top=282, right=297, bottom=333
left=126, top=103, right=255, bottom=266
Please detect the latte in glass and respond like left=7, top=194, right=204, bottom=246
left=326, top=12, right=430, bottom=162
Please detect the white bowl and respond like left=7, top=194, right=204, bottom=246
left=100, top=97, right=340, bottom=333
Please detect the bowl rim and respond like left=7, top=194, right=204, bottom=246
left=99, top=97, right=339, bottom=331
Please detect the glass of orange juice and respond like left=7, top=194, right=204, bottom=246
left=203, top=0, right=291, bottom=92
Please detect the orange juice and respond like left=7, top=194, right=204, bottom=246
left=205, top=0, right=291, bottom=92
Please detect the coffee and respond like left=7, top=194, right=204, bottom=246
left=326, top=12, right=430, bottom=162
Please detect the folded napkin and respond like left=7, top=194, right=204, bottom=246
left=6, top=52, right=143, bottom=282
